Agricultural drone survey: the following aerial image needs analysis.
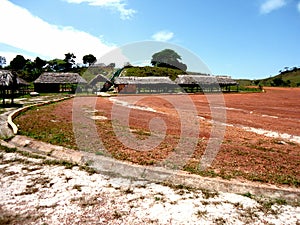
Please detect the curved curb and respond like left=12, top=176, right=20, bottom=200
left=4, top=96, right=300, bottom=204
left=6, top=135, right=300, bottom=204
left=7, top=96, right=73, bottom=135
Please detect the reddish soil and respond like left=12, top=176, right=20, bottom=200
left=15, top=87, right=300, bottom=187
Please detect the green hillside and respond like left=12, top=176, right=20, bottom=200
left=235, top=67, right=300, bottom=87
left=259, top=68, right=300, bottom=87
left=122, top=66, right=186, bottom=81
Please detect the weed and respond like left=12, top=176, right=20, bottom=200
left=123, top=188, right=134, bottom=194
left=42, top=159, right=75, bottom=169
left=79, top=196, right=99, bottom=207
left=214, top=217, right=226, bottom=225
left=154, top=196, right=161, bottom=201
left=242, top=192, right=254, bottom=199
left=195, top=209, right=208, bottom=218
left=73, top=184, right=82, bottom=191
left=201, top=189, right=219, bottom=199
left=113, top=211, right=122, bottom=219
left=79, top=165, right=98, bottom=175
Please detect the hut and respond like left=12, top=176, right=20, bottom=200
left=114, top=76, right=177, bottom=93
left=88, top=74, right=110, bottom=92
left=175, top=75, right=238, bottom=92
left=16, top=77, right=30, bottom=95
left=216, top=75, right=238, bottom=92
left=0, top=70, right=17, bottom=104
left=34, top=72, right=87, bottom=93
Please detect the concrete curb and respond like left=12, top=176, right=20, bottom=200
left=7, top=96, right=73, bottom=135
left=6, top=135, right=300, bottom=204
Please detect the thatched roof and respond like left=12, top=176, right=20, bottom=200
left=0, top=70, right=13, bottom=87
left=175, top=75, right=237, bottom=85
left=0, top=70, right=29, bottom=87
left=34, top=72, right=87, bottom=84
left=115, top=76, right=174, bottom=85
left=216, top=75, right=237, bottom=85
left=17, top=77, right=30, bottom=86
left=89, top=74, right=109, bottom=86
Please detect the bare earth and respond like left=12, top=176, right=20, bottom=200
left=1, top=150, right=299, bottom=225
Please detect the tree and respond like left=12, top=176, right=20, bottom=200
left=108, top=63, right=115, bottom=68
left=34, top=57, right=46, bottom=69
left=0, top=56, right=6, bottom=68
left=272, top=77, right=284, bottom=86
left=83, top=54, right=96, bottom=66
left=151, top=49, right=187, bottom=72
left=10, top=55, right=27, bottom=70
left=64, top=53, right=76, bottom=70
left=47, top=59, right=67, bottom=71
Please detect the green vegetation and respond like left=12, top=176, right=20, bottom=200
left=151, top=49, right=187, bottom=72
left=123, top=66, right=185, bottom=80
left=0, top=53, right=105, bottom=82
left=259, top=68, right=300, bottom=87
left=235, top=66, right=300, bottom=87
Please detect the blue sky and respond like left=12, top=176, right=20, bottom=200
left=0, top=0, right=300, bottom=79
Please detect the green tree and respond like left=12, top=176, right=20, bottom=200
left=0, top=56, right=6, bottom=68
left=272, top=77, right=284, bottom=86
left=151, top=49, right=187, bottom=72
left=34, top=57, right=46, bottom=69
left=47, top=59, right=67, bottom=71
left=83, top=54, right=96, bottom=66
left=64, top=53, right=76, bottom=70
left=10, top=55, right=27, bottom=70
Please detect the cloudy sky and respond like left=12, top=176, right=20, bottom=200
left=0, top=0, right=300, bottom=79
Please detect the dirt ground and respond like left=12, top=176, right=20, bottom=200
left=14, top=87, right=300, bottom=187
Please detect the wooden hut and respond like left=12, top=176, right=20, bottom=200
left=34, top=72, right=87, bottom=93
left=88, top=74, right=110, bottom=92
left=16, top=77, right=30, bottom=95
left=0, top=70, right=17, bottom=104
left=114, top=76, right=176, bottom=93
left=175, top=75, right=238, bottom=92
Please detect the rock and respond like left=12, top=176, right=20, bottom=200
left=29, top=92, right=40, bottom=97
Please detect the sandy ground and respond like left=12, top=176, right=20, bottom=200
left=1, top=149, right=299, bottom=225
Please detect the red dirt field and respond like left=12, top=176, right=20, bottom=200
left=14, top=87, right=300, bottom=187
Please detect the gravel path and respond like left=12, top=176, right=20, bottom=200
left=1, top=149, right=299, bottom=225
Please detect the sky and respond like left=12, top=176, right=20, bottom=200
left=0, top=0, right=300, bottom=79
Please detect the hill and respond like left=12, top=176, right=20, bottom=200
left=122, top=66, right=186, bottom=81
left=259, top=68, right=300, bottom=87
left=235, top=67, right=300, bottom=87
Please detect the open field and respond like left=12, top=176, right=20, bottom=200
left=14, top=87, right=300, bottom=187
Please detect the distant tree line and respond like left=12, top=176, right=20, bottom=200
left=0, top=53, right=98, bottom=82
left=0, top=48, right=188, bottom=82
left=279, top=66, right=300, bottom=75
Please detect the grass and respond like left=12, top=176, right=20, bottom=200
left=12, top=95, right=300, bottom=188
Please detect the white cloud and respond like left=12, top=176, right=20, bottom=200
left=297, top=1, right=300, bottom=13
left=0, top=0, right=114, bottom=63
left=260, top=0, right=287, bottom=14
left=151, top=31, right=174, bottom=42
left=64, top=0, right=136, bottom=20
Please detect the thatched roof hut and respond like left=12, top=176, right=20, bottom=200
left=0, top=70, right=15, bottom=87
left=114, top=76, right=176, bottom=93
left=34, top=72, right=87, bottom=84
left=34, top=72, right=87, bottom=93
left=175, top=74, right=238, bottom=92
left=175, top=75, right=237, bottom=86
left=0, top=70, right=29, bottom=87
left=89, top=74, right=110, bottom=86
left=17, top=77, right=30, bottom=86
